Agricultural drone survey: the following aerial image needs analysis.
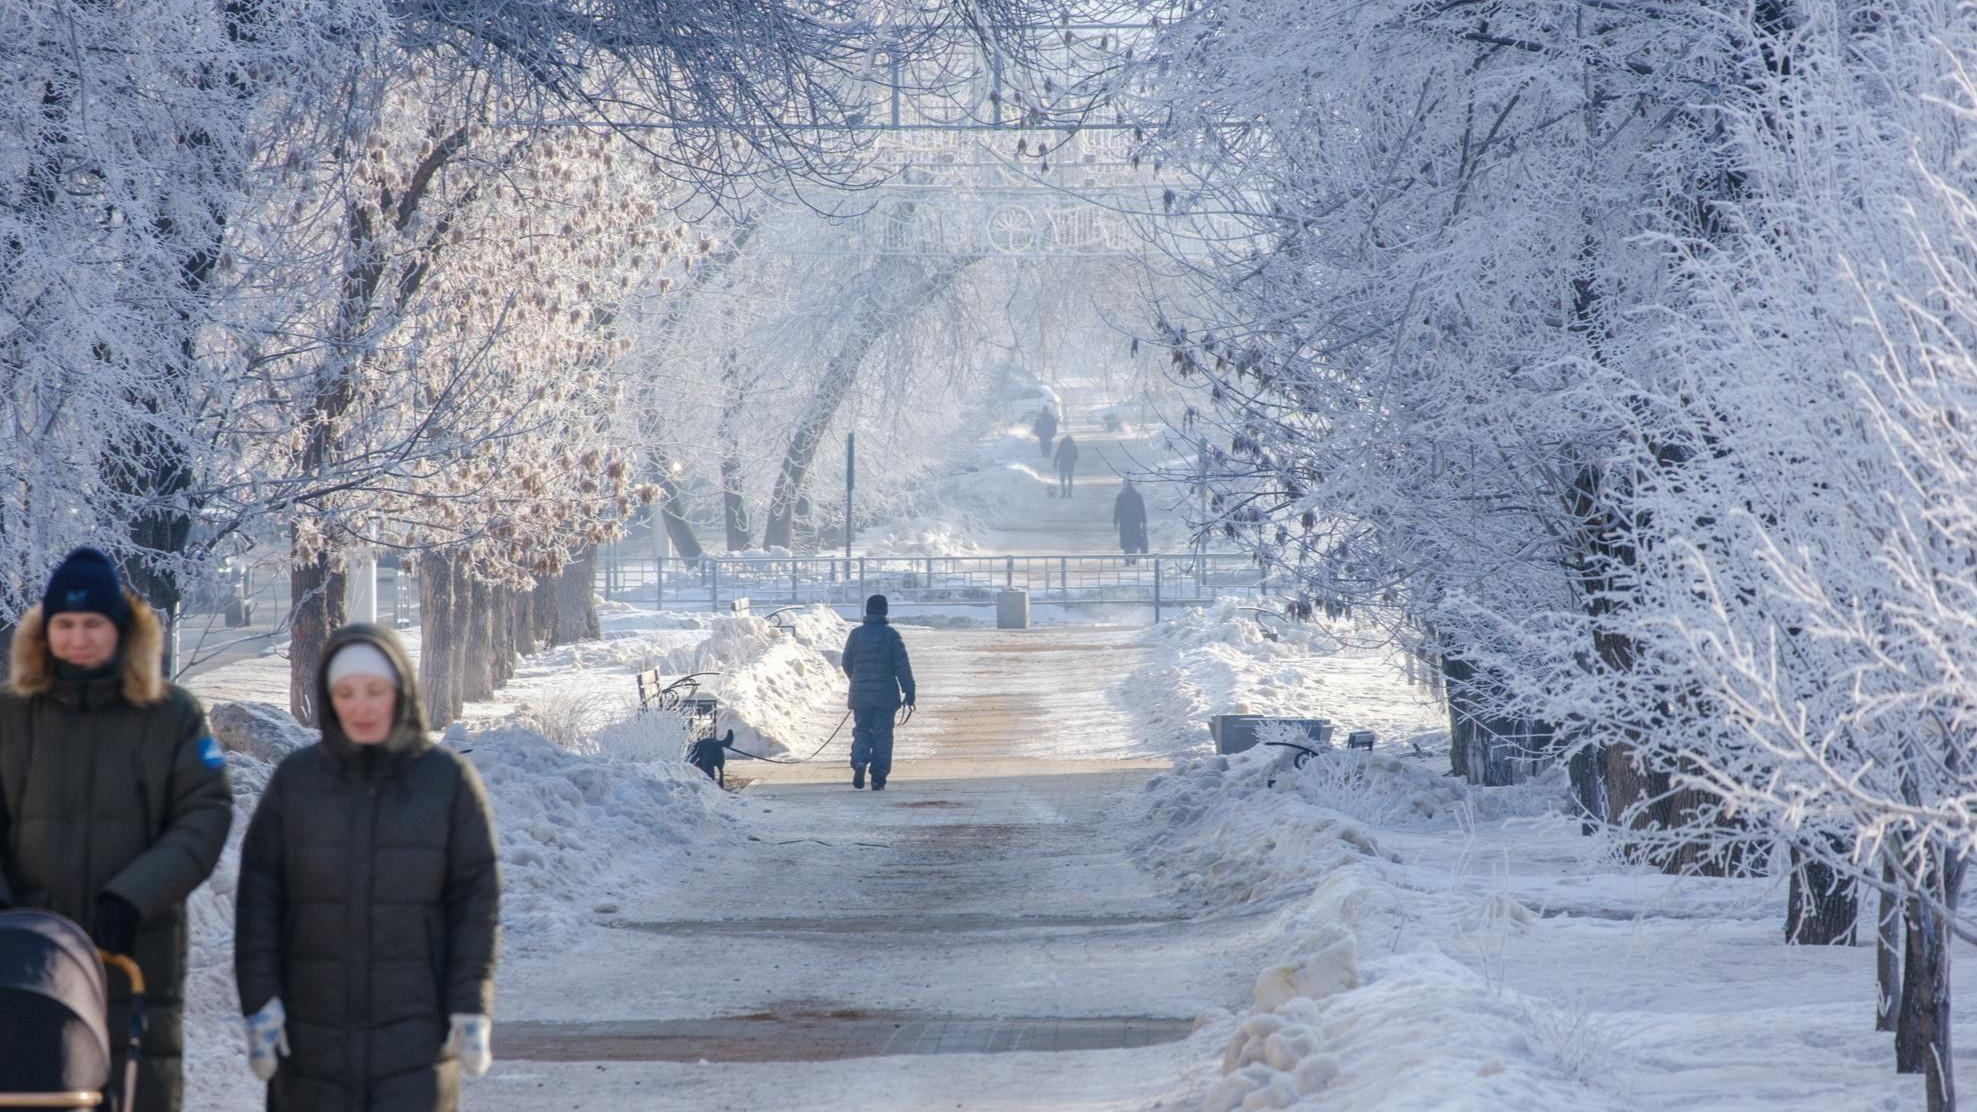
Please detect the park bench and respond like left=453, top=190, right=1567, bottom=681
left=635, top=669, right=729, bottom=784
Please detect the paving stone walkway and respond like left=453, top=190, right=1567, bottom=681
left=489, top=625, right=1236, bottom=1100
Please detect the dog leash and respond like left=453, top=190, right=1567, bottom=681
left=716, top=710, right=854, bottom=765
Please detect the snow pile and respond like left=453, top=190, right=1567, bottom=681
left=1127, top=749, right=1398, bottom=912
left=927, top=428, right=1058, bottom=520
left=856, top=512, right=988, bottom=556
left=182, top=752, right=276, bottom=1091
left=1273, top=746, right=1566, bottom=830
left=1131, top=748, right=1602, bottom=1111
left=1208, top=945, right=1605, bottom=1111
left=446, top=723, right=738, bottom=951
left=648, top=605, right=849, bottom=758
left=1125, top=600, right=1446, bottom=757
left=208, top=700, right=317, bottom=763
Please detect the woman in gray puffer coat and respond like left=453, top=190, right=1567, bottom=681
left=235, top=623, right=500, bottom=1111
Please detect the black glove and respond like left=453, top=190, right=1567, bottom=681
left=91, top=892, right=141, bottom=955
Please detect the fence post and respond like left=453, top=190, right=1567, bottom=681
left=1154, top=557, right=1163, bottom=624
left=858, top=558, right=866, bottom=607
left=707, top=561, right=718, bottom=614
left=1059, top=556, right=1068, bottom=602
left=1006, top=556, right=1014, bottom=589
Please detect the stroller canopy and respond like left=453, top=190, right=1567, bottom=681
left=0, top=909, right=111, bottom=1092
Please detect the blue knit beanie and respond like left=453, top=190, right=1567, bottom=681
left=43, top=547, right=131, bottom=629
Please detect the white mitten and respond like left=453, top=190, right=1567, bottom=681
left=244, top=997, right=289, bottom=1081
left=446, top=1013, right=493, bottom=1077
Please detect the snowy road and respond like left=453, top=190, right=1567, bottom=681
left=483, top=625, right=1241, bottom=1110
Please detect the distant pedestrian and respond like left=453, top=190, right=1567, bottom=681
left=1114, top=479, right=1149, bottom=564
left=235, top=623, right=500, bottom=1110
left=1054, top=434, right=1080, bottom=497
left=841, top=595, right=916, bottom=791
left=1032, top=406, right=1058, bottom=458
left=0, top=546, right=233, bottom=1112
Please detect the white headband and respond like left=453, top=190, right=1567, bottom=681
left=326, top=642, right=398, bottom=688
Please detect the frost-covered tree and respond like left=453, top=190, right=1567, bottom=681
left=1134, top=0, right=1727, bottom=807
left=3, top=0, right=1064, bottom=693
left=1135, top=1, right=1977, bottom=1103
left=1609, top=6, right=1977, bottom=1104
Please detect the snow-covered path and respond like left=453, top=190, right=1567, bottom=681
left=482, top=624, right=1239, bottom=1109
left=965, top=380, right=1189, bottom=557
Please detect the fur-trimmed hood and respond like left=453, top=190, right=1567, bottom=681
left=7, top=590, right=168, bottom=706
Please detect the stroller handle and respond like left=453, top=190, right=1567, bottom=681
left=96, top=952, right=145, bottom=995
left=96, top=951, right=145, bottom=1112
left=0, top=1096, right=104, bottom=1108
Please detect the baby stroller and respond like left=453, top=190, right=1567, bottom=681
left=0, top=909, right=145, bottom=1110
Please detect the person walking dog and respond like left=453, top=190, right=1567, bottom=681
left=841, top=595, right=916, bottom=791
left=235, top=623, right=500, bottom=1110
left=0, top=546, right=233, bottom=1111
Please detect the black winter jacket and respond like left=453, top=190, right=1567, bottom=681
left=841, top=617, right=915, bottom=709
left=236, top=624, right=499, bottom=1112
left=0, top=594, right=231, bottom=1112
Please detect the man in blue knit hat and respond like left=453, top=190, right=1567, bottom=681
left=0, top=547, right=232, bottom=1111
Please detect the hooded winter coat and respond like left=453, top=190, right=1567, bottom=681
left=0, top=593, right=233, bottom=1112
left=1053, top=435, right=1081, bottom=475
left=235, top=624, right=499, bottom=1112
left=841, top=616, right=915, bottom=710
left=1113, top=484, right=1148, bottom=549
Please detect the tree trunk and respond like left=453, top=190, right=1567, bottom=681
left=418, top=551, right=456, bottom=727
left=763, top=252, right=974, bottom=549
left=1784, top=847, right=1856, bottom=945
left=288, top=546, right=346, bottom=726
left=464, top=576, right=494, bottom=702
left=648, top=453, right=704, bottom=561
left=554, top=547, right=599, bottom=644
left=721, top=459, right=752, bottom=551
left=531, top=574, right=557, bottom=647
left=494, top=586, right=518, bottom=683
left=1566, top=738, right=1608, bottom=835
left=1444, top=655, right=1473, bottom=781
left=446, top=557, right=471, bottom=722
left=717, top=355, right=753, bottom=551
left=1878, top=861, right=1901, bottom=1033
left=1896, top=895, right=1954, bottom=1112
left=1441, top=654, right=1519, bottom=786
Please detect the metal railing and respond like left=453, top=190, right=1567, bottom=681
left=596, top=552, right=1275, bottom=621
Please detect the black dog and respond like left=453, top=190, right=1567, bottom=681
left=689, top=729, right=735, bottom=786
